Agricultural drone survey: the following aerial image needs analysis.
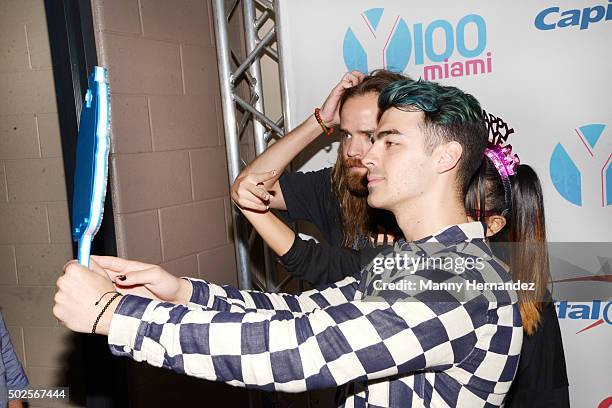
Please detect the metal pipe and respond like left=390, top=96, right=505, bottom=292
left=273, top=0, right=292, bottom=131
left=264, top=117, right=284, bottom=143
left=253, top=0, right=273, bottom=11
left=234, top=94, right=284, bottom=137
left=212, top=0, right=251, bottom=290
left=271, top=274, right=293, bottom=293
left=243, top=0, right=277, bottom=291
left=226, top=0, right=239, bottom=19
left=230, top=49, right=256, bottom=87
left=231, top=27, right=275, bottom=84
left=237, top=94, right=259, bottom=140
left=255, top=9, right=271, bottom=29
left=264, top=45, right=278, bottom=61
left=248, top=227, right=257, bottom=249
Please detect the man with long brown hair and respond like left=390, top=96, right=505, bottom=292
left=231, top=70, right=406, bottom=254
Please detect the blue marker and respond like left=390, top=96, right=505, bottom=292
left=72, top=66, right=110, bottom=267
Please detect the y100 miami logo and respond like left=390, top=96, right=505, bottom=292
left=550, top=124, right=611, bottom=207
left=343, top=8, right=491, bottom=80
left=556, top=301, right=612, bottom=334
left=535, top=1, right=612, bottom=30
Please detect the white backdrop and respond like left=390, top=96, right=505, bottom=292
left=276, top=0, right=612, bottom=406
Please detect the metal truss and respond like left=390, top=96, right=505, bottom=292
left=212, top=0, right=292, bottom=293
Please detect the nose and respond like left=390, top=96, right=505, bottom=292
left=346, top=135, right=371, bottom=158
left=362, top=141, right=379, bottom=170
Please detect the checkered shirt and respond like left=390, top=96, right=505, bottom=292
left=108, top=222, right=523, bottom=407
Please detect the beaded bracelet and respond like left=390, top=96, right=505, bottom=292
left=92, top=292, right=122, bottom=334
left=314, top=108, right=334, bottom=136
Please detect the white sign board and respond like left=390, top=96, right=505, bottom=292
left=276, top=1, right=612, bottom=406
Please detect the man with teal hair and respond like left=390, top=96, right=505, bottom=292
left=54, top=79, right=523, bottom=407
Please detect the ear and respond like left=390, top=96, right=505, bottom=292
left=485, top=215, right=507, bottom=237
left=435, top=141, right=462, bottom=174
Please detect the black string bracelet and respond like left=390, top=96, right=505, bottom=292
left=92, top=292, right=123, bottom=334
left=95, top=291, right=118, bottom=306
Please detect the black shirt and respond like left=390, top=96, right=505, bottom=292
left=279, top=167, right=343, bottom=247
left=279, top=234, right=384, bottom=286
left=505, top=299, right=570, bottom=408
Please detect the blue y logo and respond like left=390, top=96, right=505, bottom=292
left=550, top=124, right=612, bottom=207
left=343, top=8, right=410, bottom=73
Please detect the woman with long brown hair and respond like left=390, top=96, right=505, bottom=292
left=465, top=146, right=570, bottom=407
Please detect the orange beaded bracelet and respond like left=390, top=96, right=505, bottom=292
left=314, top=108, right=334, bottom=136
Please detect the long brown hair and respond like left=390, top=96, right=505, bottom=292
left=330, top=70, right=409, bottom=248
left=466, top=160, right=549, bottom=335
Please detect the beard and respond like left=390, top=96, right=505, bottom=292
left=342, top=157, right=369, bottom=197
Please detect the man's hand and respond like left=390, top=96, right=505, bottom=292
left=318, top=70, right=366, bottom=126
left=91, top=255, right=192, bottom=305
left=231, top=170, right=277, bottom=211
left=53, top=260, right=117, bottom=334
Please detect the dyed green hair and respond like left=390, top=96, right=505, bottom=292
left=378, top=79, right=488, bottom=197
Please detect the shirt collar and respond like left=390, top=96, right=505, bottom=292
left=403, top=221, right=486, bottom=247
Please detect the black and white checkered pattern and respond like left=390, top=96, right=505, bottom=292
left=108, top=222, right=523, bottom=407
left=185, top=274, right=359, bottom=314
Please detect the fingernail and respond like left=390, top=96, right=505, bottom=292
left=117, top=275, right=126, bottom=281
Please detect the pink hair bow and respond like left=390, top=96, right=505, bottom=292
left=484, top=143, right=520, bottom=179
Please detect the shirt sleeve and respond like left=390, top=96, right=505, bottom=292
left=278, top=235, right=384, bottom=286
left=0, top=313, right=29, bottom=392
left=184, top=276, right=359, bottom=314
left=108, top=282, right=495, bottom=393
left=278, top=169, right=337, bottom=238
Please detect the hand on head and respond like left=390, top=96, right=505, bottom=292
left=319, top=70, right=366, bottom=126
